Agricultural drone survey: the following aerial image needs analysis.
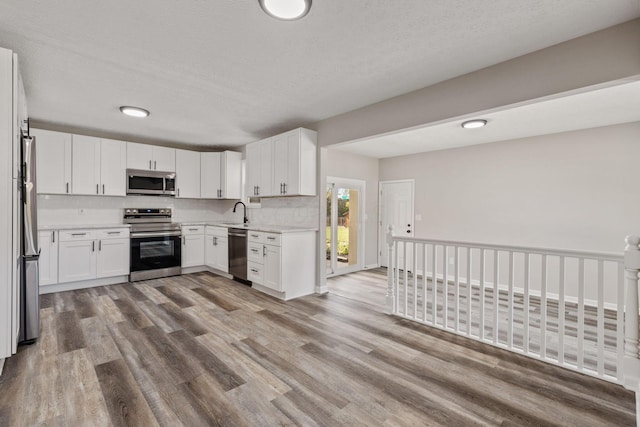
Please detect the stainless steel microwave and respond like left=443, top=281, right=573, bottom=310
left=126, top=169, right=176, bottom=196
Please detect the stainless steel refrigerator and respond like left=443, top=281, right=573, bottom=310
left=18, top=132, right=39, bottom=344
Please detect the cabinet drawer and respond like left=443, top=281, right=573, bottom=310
left=248, top=231, right=264, bottom=243
left=263, top=233, right=280, bottom=246
left=59, top=230, right=96, bottom=241
left=248, top=242, right=263, bottom=264
left=206, top=226, right=227, bottom=237
left=248, top=262, right=263, bottom=284
left=97, top=228, right=130, bottom=239
left=182, top=225, right=204, bottom=235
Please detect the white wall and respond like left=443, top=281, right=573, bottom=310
left=325, top=149, right=379, bottom=267
left=380, top=122, right=640, bottom=253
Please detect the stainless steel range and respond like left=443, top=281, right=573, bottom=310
left=124, top=208, right=182, bottom=281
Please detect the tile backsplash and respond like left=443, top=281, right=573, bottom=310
left=37, top=195, right=320, bottom=228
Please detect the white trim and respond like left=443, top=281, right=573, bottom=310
left=39, top=275, right=129, bottom=294
left=0, top=358, right=4, bottom=375
left=364, top=263, right=380, bottom=269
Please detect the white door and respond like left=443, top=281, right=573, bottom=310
left=33, top=129, right=72, bottom=194
left=379, top=180, right=414, bottom=268
left=71, top=135, right=101, bottom=195
left=201, top=152, right=221, bottom=199
left=126, top=142, right=153, bottom=170
left=100, top=138, right=126, bottom=196
left=58, top=240, right=97, bottom=283
left=264, top=244, right=281, bottom=291
left=182, top=234, right=204, bottom=267
left=38, top=230, right=58, bottom=286
left=176, top=149, right=201, bottom=198
left=152, top=146, right=175, bottom=172
left=97, top=238, right=129, bottom=278
left=326, top=177, right=365, bottom=277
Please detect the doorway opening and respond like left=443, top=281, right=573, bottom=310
left=326, top=177, right=365, bottom=277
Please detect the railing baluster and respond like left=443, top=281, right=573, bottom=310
left=577, top=258, right=585, bottom=370
left=541, top=254, right=547, bottom=360
left=403, top=242, right=408, bottom=317
left=432, top=244, right=437, bottom=326
left=423, top=244, right=428, bottom=322
left=443, top=246, right=449, bottom=330
left=413, top=242, right=419, bottom=320
left=597, top=259, right=604, bottom=376
left=385, top=226, right=395, bottom=315
left=558, top=256, right=565, bottom=366
left=616, top=261, right=624, bottom=382
left=493, top=250, right=499, bottom=345
left=524, top=252, right=530, bottom=354
left=466, top=247, right=472, bottom=336
left=480, top=249, right=485, bottom=341
left=508, top=251, right=514, bottom=349
left=454, top=246, right=460, bottom=333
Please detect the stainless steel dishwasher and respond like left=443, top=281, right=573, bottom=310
left=228, top=228, right=248, bottom=281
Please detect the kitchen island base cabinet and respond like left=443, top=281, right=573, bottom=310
left=248, top=231, right=315, bottom=301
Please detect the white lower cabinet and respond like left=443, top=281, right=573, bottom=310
left=205, top=226, right=228, bottom=273
left=38, top=230, right=58, bottom=286
left=58, top=228, right=129, bottom=284
left=248, top=230, right=315, bottom=300
left=182, top=226, right=205, bottom=267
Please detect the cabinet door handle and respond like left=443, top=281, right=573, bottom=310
left=71, top=232, right=87, bottom=236
left=182, top=236, right=185, bottom=245
left=177, top=188, right=180, bottom=197
left=52, top=231, right=55, bottom=243
left=98, top=240, right=102, bottom=251
left=154, top=160, right=157, bottom=170
left=96, top=184, right=99, bottom=194
left=103, top=184, right=105, bottom=194
left=267, top=237, right=276, bottom=241
left=250, top=268, right=258, bottom=273
left=213, top=236, right=217, bottom=246
left=92, top=241, right=95, bottom=252
left=66, top=182, right=69, bottom=193
left=263, top=245, right=266, bottom=256
left=149, top=160, right=152, bottom=170
left=283, top=183, right=287, bottom=194
left=256, top=185, right=260, bottom=195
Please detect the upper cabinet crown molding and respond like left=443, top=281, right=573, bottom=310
left=246, top=127, right=317, bottom=198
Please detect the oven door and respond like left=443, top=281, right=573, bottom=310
left=130, top=232, right=182, bottom=273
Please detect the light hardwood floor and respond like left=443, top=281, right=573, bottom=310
left=0, top=271, right=635, bottom=426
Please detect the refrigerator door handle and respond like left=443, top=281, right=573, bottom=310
left=22, top=135, right=38, bottom=257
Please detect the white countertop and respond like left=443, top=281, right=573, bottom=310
left=39, top=224, right=131, bottom=231
left=180, top=221, right=318, bottom=234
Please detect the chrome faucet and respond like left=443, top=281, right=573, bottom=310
left=233, top=201, right=248, bottom=224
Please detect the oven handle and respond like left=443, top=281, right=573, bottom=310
left=131, top=231, right=182, bottom=238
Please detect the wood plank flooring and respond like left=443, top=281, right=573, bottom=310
left=0, top=272, right=635, bottom=426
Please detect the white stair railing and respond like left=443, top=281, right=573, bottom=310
left=623, top=235, right=640, bottom=422
left=386, top=226, right=628, bottom=385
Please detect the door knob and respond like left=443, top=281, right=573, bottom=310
left=406, top=230, right=411, bottom=234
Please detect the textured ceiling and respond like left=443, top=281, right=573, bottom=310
left=0, top=1, right=638, bottom=149
left=332, top=80, right=640, bottom=158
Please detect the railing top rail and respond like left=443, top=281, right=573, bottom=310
left=389, top=235, right=622, bottom=262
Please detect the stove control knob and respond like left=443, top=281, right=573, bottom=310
left=125, top=209, right=130, bottom=214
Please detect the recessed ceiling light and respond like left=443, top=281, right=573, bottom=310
left=119, top=106, right=150, bottom=118
left=461, top=119, right=487, bottom=129
left=259, top=0, right=311, bottom=20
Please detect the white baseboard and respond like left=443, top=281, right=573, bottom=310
left=316, top=285, right=329, bottom=294
left=0, top=358, right=4, bottom=376
left=39, top=275, right=129, bottom=294
left=364, top=263, right=380, bottom=269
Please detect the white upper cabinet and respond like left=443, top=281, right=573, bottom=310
left=245, top=128, right=316, bottom=198
left=175, top=149, right=201, bottom=198
left=201, top=151, right=242, bottom=199
left=71, top=135, right=100, bottom=195
left=33, top=128, right=72, bottom=194
left=71, top=135, right=126, bottom=196
left=127, top=142, right=175, bottom=172
left=99, top=138, right=127, bottom=196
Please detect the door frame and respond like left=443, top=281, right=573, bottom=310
left=378, top=179, right=415, bottom=267
left=326, top=176, right=366, bottom=277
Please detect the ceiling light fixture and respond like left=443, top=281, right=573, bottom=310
left=259, top=0, right=311, bottom=20
left=461, top=119, right=487, bottom=129
left=119, top=106, right=150, bottom=118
